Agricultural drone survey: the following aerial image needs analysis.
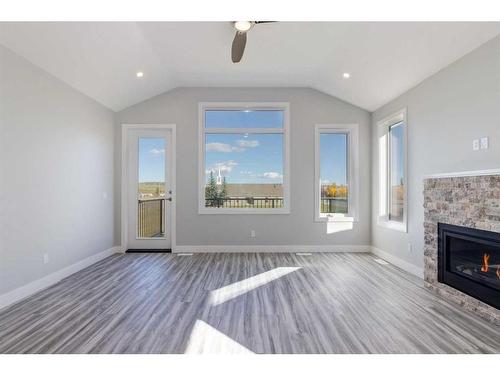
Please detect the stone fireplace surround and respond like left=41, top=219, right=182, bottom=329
left=424, top=170, right=500, bottom=325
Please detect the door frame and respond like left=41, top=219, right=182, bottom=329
left=121, top=124, right=176, bottom=252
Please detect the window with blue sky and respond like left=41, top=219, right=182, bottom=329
left=377, top=109, right=406, bottom=231
left=319, top=133, right=348, bottom=214
left=389, top=122, right=405, bottom=222
left=201, top=108, right=287, bottom=210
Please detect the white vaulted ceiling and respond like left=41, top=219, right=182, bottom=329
left=1, top=22, right=499, bottom=111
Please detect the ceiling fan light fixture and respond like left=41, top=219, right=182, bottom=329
left=234, top=21, right=253, bottom=32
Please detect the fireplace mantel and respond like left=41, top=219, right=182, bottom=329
left=423, top=168, right=500, bottom=179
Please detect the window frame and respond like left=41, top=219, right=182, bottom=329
left=314, top=124, right=359, bottom=222
left=377, top=108, right=408, bottom=232
left=198, top=102, right=291, bottom=214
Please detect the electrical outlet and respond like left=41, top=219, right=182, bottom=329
left=472, top=139, right=480, bottom=151
left=480, top=137, right=489, bottom=149
left=250, top=230, right=256, bottom=238
left=408, top=243, right=412, bottom=253
left=102, top=191, right=108, bottom=200
left=43, top=253, right=50, bottom=264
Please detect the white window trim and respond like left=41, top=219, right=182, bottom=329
left=314, top=124, right=359, bottom=222
left=198, top=102, right=291, bottom=214
left=377, top=108, right=408, bottom=232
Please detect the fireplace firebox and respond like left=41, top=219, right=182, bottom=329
left=438, top=223, right=500, bottom=309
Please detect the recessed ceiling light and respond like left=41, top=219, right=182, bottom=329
left=234, top=21, right=253, bottom=32
left=136, top=71, right=144, bottom=78
left=343, top=72, right=350, bottom=79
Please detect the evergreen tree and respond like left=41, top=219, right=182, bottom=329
left=220, top=176, right=228, bottom=200
left=205, top=171, right=218, bottom=206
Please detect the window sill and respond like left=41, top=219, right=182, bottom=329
left=199, top=208, right=290, bottom=215
left=377, top=218, right=407, bottom=233
left=315, top=215, right=357, bottom=223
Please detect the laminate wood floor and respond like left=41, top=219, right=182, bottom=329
left=0, top=253, right=499, bottom=354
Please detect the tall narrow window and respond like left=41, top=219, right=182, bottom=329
left=378, top=109, right=407, bottom=231
left=389, top=122, right=404, bottom=222
left=315, top=124, right=359, bottom=222
left=199, top=103, right=290, bottom=214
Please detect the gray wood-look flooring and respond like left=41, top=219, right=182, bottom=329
left=0, top=252, right=499, bottom=354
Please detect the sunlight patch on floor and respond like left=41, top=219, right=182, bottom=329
left=184, top=319, right=254, bottom=354
left=208, top=267, right=301, bottom=306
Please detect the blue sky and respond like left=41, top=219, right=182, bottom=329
left=204, top=110, right=284, bottom=184
left=205, top=110, right=283, bottom=129
left=319, top=133, right=347, bottom=186
left=390, top=122, right=405, bottom=187
left=204, top=133, right=283, bottom=184
left=138, top=138, right=165, bottom=183
left=137, top=111, right=360, bottom=186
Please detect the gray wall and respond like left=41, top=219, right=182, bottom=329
left=116, top=88, right=371, bottom=248
left=371, top=35, right=500, bottom=270
left=0, top=45, right=115, bottom=294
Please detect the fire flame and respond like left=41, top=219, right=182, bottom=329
left=480, top=253, right=490, bottom=273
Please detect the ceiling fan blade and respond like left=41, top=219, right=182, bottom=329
left=231, top=31, right=247, bottom=63
left=254, top=21, right=277, bottom=24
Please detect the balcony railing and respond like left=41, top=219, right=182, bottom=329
left=203, top=197, right=348, bottom=211
left=320, top=197, right=348, bottom=214
left=205, top=197, right=284, bottom=208
left=138, top=198, right=165, bottom=238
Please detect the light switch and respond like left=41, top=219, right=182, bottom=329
left=480, top=137, right=489, bottom=149
left=472, top=139, right=480, bottom=151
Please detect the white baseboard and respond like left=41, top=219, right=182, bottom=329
left=370, top=246, right=423, bottom=279
left=173, top=245, right=370, bottom=253
left=0, top=246, right=120, bottom=310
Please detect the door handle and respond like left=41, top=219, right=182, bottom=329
left=166, top=197, right=172, bottom=202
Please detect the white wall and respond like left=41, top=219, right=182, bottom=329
left=115, top=88, right=371, bottom=249
left=0, top=45, right=115, bottom=295
left=371, top=35, right=500, bottom=271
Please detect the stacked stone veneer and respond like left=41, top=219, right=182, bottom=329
left=424, top=174, right=500, bottom=325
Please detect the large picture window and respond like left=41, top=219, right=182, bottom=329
left=378, top=108, right=407, bottom=232
left=199, top=103, right=290, bottom=214
left=314, top=124, right=359, bottom=222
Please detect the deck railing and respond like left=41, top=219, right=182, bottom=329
left=205, top=197, right=284, bottom=208
left=320, top=197, right=348, bottom=214
left=203, top=196, right=348, bottom=211
left=138, top=198, right=165, bottom=238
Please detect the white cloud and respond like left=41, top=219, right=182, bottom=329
left=206, top=161, right=238, bottom=175
left=206, top=142, right=244, bottom=153
left=260, top=172, right=283, bottom=179
left=236, top=139, right=260, bottom=148
left=149, top=148, right=165, bottom=155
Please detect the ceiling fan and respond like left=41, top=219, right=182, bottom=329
left=231, top=21, right=276, bottom=63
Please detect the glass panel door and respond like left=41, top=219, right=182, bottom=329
left=127, top=128, right=172, bottom=250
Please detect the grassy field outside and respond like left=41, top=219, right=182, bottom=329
left=139, top=182, right=165, bottom=198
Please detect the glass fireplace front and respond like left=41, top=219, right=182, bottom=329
left=438, top=223, right=500, bottom=309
